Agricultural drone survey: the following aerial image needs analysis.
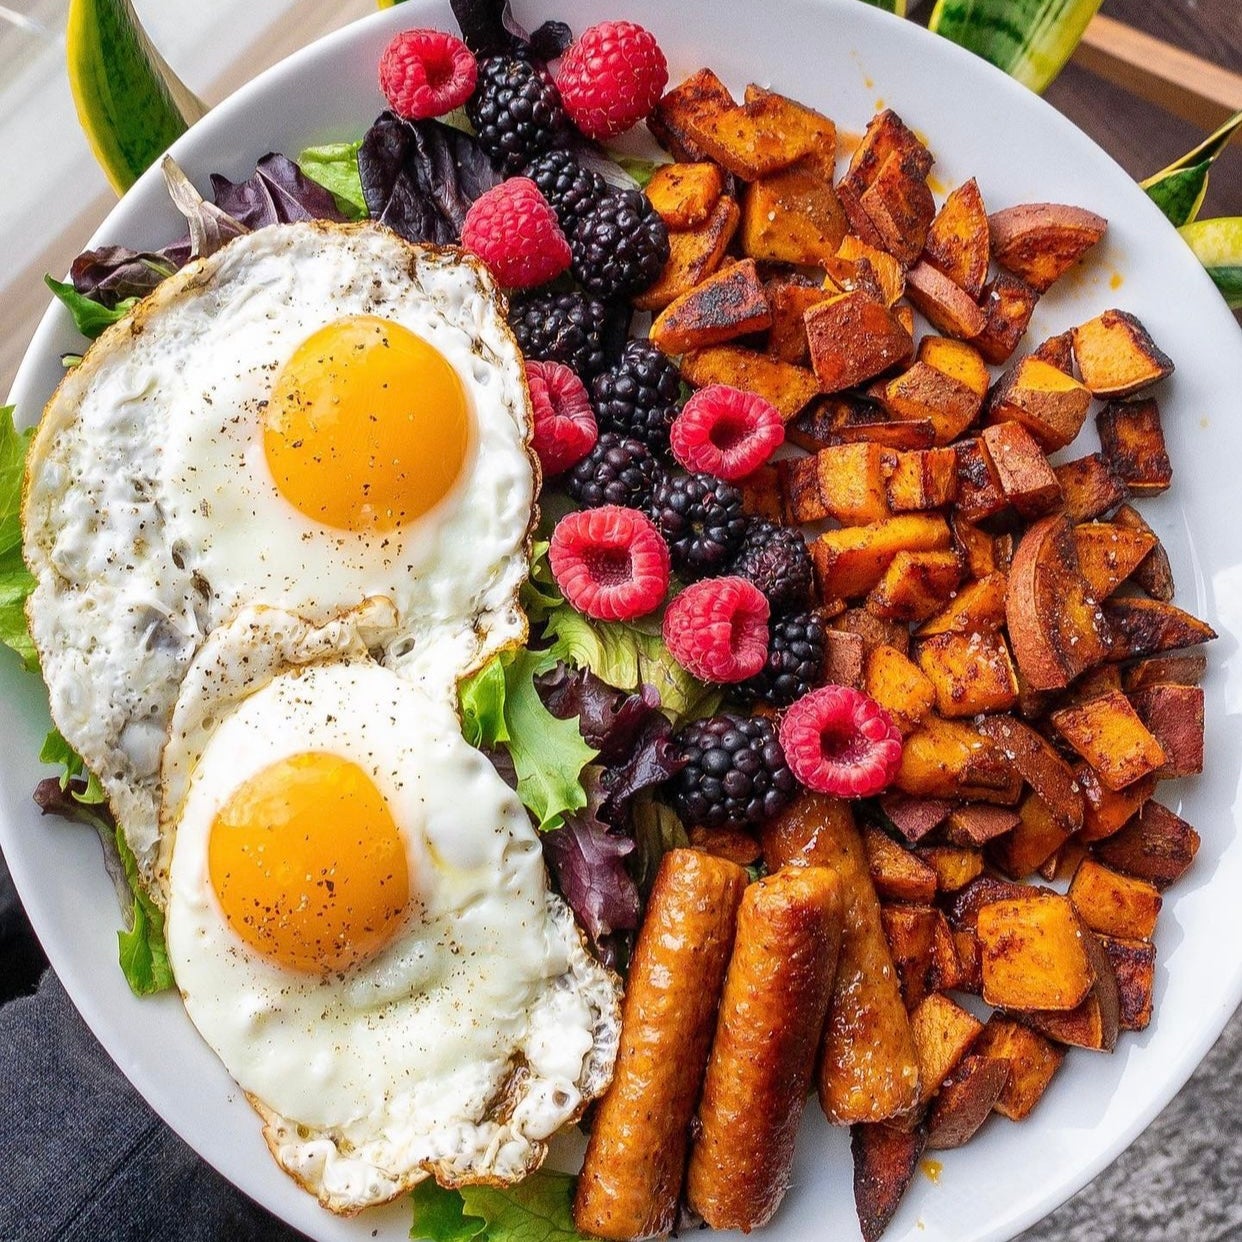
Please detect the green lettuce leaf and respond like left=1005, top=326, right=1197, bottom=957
left=411, top=1172, right=591, bottom=1242
left=298, top=141, right=368, bottom=220
left=0, top=407, right=37, bottom=671
left=459, top=648, right=596, bottom=832
left=519, top=540, right=562, bottom=627
left=45, top=275, right=138, bottom=339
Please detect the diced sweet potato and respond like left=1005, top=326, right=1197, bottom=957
left=895, top=716, right=1022, bottom=804
left=1097, top=398, right=1172, bottom=495
left=880, top=903, right=941, bottom=1009
left=857, top=151, right=936, bottom=265
left=824, top=628, right=867, bottom=689
left=1104, top=598, right=1216, bottom=662
left=904, top=261, right=986, bottom=340
left=880, top=362, right=982, bottom=446
left=765, top=278, right=834, bottom=364
left=977, top=892, right=1095, bottom=1010
left=923, top=178, right=989, bottom=298
left=805, top=291, right=914, bottom=392
left=811, top=514, right=951, bottom=599
left=986, top=356, right=1093, bottom=452
left=1020, top=931, right=1120, bottom=1052
left=634, top=194, right=740, bottom=311
left=1005, top=514, right=1112, bottom=691
left=865, top=825, right=940, bottom=904
left=952, top=927, right=983, bottom=994
left=1072, top=309, right=1174, bottom=397
left=916, top=572, right=1008, bottom=637
left=879, top=793, right=953, bottom=845
left=1077, top=765, right=1156, bottom=843
left=865, top=644, right=936, bottom=734
left=1098, top=935, right=1156, bottom=1031
left=851, top=1121, right=927, bottom=1242
left=844, top=108, right=934, bottom=191
left=954, top=439, right=1008, bottom=522
left=1053, top=453, right=1128, bottom=522
left=973, top=1016, right=1065, bottom=1120
left=980, top=421, right=1063, bottom=517
left=946, top=876, right=1042, bottom=931
left=735, top=462, right=783, bottom=522
left=933, top=909, right=967, bottom=992
left=688, top=823, right=762, bottom=866
left=1128, top=683, right=1205, bottom=778
left=1072, top=522, right=1157, bottom=600
left=950, top=514, right=997, bottom=578
left=943, top=804, right=1021, bottom=848
left=681, top=345, right=820, bottom=419
left=915, top=630, right=1019, bottom=718
left=909, top=993, right=983, bottom=1106
left=649, top=68, right=736, bottom=161
left=988, top=203, right=1107, bottom=293
left=782, top=442, right=892, bottom=525
left=837, top=235, right=906, bottom=306
left=1111, top=503, right=1174, bottom=601
left=926, top=1054, right=1009, bottom=1150
left=918, top=335, right=990, bottom=397
left=645, top=161, right=725, bottom=230
left=866, top=549, right=963, bottom=623
left=1092, top=801, right=1200, bottom=890
left=975, top=714, right=1083, bottom=832
left=975, top=273, right=1039, bottom=365
left=885, top=447, right=960, bottom=512
left=1050, top=691, right=1166, bottom=792
left=988, top=789, right=1072, bottom=879
left=832, top=606, right=911, bottom=657
left=1123, top=651, right=1207, bottom=692
left=741, top=157, right=849, bottom=265
left=1069, top=858, right=1161, bottom=940
left=650, top=258, right=772, bottom=354
left=917, top=845, right=985, bottom=893
left=1031, top=330, right=1076, bottom=374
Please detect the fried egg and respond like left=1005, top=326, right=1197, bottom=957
left=160, top=607, right=619, bottom=1214
left=23, top=222, right=536, bottom=885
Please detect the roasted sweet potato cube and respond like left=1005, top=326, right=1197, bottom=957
left=1020, top=936, right=1121, bottom=1052
left=915, top=630, right=1019, bottom=718
left=918, top=335, right=990, bottom=398
left=895, top=716, right=1022, bottom=804
left=917, top=845, right=985, bottom=893
left=1053, top=453, right=1128, bottom=523
left=927, top=1054, right=1009, bottom=1150
left=645, top=161, right=724, bottom=230
left=924, top=178, right=989, bottom=298
left=851, top=1121, right=927, bottom=1242
left=1104, top=598, right=1216, bottom=662
left=681, top=345, right=819, bottom=420
left=1072, top=309, right=1174, bottom=397
left=865, top=825, right=939, bottom=904
left=910, top=993, right=983, bottom=1105
left=765, top=278, right=834, bottom=364
left=735, top=462, right=783, bottom=522
left=1069, top=858, right=1161, bottom=940
left=1077, top=765, right=1156, bottom=843
left=946, top=876, right=1042, bottom=931
left=741, top=157, right=849, bottom=265
left=988, top=203, right=1107, bottom=293
left=811, top=514, right=951, bottom=599
left=1123, top=651, right=1207, bottom=692
left=879, top=793, right=953, bottom=844
left=954, top=439, right=1008, bottom=522
left=649, top=68, right=736, bottom=161
left=977, top=892, right=1095, bottom=1010
left=650, top=258, right=772, bottom=354
left=688, top=824, right=762, bottom=867
left=1005, top=514, right=1112, bottom=691
left=904, top=261, right=986, bottom=340
left=824, top=628, right=866, bottom=688
left=867, top=549, right=962, bottom=623
left=1031, top=330, right=1077, bottom=374
left=973, top=1017, right=1064, bottom=1120
left=980, top=422, right=1063, bottom=517
left=880, top=362, right=981, bottom=446
left=832, top=606, right=912, bottom=657
left=857, top=151, right=936, bottom=265
left=1050, top=691, right=1166, bottom=791
left=783, top=442, right=893, bottom=525
left=941, top=806, right=1019, bottom=849
left=845, top=108, right=934, bottom=188
left=1093, top=801, right=1200, bottom=890
left=836, top=235, right=906, bottom=306
left=1111, top=503, right=1174, bottom=601
left=1097, top=398, right=1172, bottom=495
left=1098, top=935, right=1156, bottom=1031
left=1072, top=522, right=1157, bottom=599
left=1127, top=683, right=1205, bottom=779
left=865, top=644, right=936, bottom=734
left=885, top=447, right=959, bottom=512
left=950, top=514, right=997, bottom=578
left=988, top=789, right=1073, bottom=879
left=976, top=714, right=1083, bottom=832
left=975, top=273, right=1040, bottom=365
left=634, top=194, right=740, bottom=311
left=805, top=291, right=913, bottom=393
left=986, top=356, right=1092, bottom=452
left=916, top=571, right=1008, bottom=637
left=880, top=903, right=941, bottom=1009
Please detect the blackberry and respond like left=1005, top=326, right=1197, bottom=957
left=571, top=189, right=670, bottom=301
left=467, top=54, right=569, bottom=175
left=728, top=518, right=814, bottom=614
left=509, top=291, right=616, bottom=379
left=650, top=472, right=748, bottom=579
left=523, top=150, right=607, bottom=231
left=591, top=340, right=682, bottom=455
left=565, top=433, right=664, bottom=510
left=667, top=714, right=796, bottom=830
left=736, top=612, right=827, bottom=707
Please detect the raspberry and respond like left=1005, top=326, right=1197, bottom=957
left=670, top=386, right=785, bottom=480
left=460, top=178, right=570, bottom=288
left=379, top=29, right=477, bottom=120
left=525, top=360, right=596, bottom=478
left=556, top=21, right=669, bottom=141
left=662, top=577, right=769, bottom=684
left=550, top=505, right=670, bottom=622
left=779, top=685, right=904, bottom=799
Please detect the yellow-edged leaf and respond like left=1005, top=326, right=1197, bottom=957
left=1179, top=218, right=1242, bottom=310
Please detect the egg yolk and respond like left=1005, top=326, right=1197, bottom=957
left=263, top=315, right=471, bottom=532
left=208, top=752, right=411, bottom=974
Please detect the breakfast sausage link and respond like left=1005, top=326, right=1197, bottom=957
left=761, top=793, right=922, bottom=1125
left=573, top=848, right=748, bottom=1241
left=686, top=865, right=844, bottom=1231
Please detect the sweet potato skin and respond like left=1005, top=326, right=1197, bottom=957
left=988, top=202, right=1107, bottom=292
left=924, top=178, right=990, bottom=298
left=805, top=291, right=914, bottom=392
left=851, top=1121, right=928, bottom=1242
left=926, top=1054, right=1010, bottom=1149
left=1092, top=801, right=1200, bottom=890
left=1072, top=309, right=1174, bottom=398
left=972, top=1016, right=1065, bottom=1120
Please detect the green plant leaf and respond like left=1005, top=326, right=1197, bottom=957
left=0, top=407, right=38, bottom=672
left=410, top=1171, right=592, bottom=1242
left=519, top=540, right=562, bottom=627
left=929, top=0, right=1103, bottom=93
left=45, top=276, right=138, bottom=340
left=1141, top=110, right=1242, bottom=227
left=298, top=141, right=368, bottom=220
left=410, top=1181, right=485, bottom=1242
left=1179, top=218, right=1242, bottom=309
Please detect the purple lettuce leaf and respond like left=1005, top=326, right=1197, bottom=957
left=536, top=664, right=659, bottom=764
left=597, top=714, right=684, bottom=828
left=70, top=244, right=190, bottom=309
left=210, top=152, right=348, bottom=230
left=449, top=0, right=529, bottom=57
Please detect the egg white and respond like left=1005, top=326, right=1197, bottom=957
left=22, top=222, right=536, bottom=888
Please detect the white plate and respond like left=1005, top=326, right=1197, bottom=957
left=4, top=2, right=1242, bottom=1239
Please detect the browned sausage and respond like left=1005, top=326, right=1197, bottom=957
left=573, top=848, right=748, bottom=1240
left=761, top=792, right=922, bottom=1124
left=686, top=865, right=844, bottom=1231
